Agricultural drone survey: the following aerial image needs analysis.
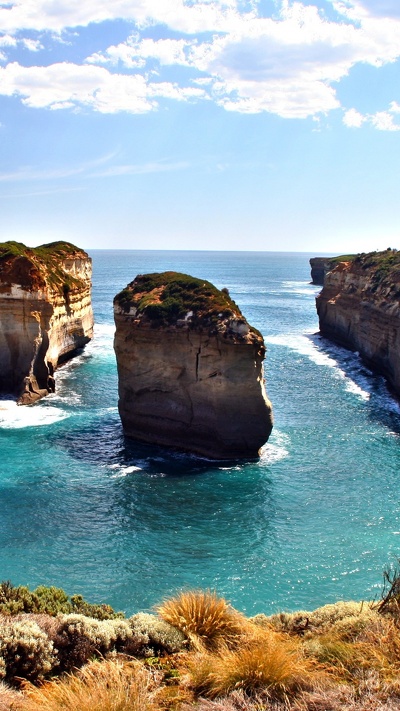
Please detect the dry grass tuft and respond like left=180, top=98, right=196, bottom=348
left=18, top=658, right=159, bottom=711
left=157, top=591, right=249, bottom=650
left=0, top=681, right=23, bottom=711
left=182, top=627, right=325, bottom=701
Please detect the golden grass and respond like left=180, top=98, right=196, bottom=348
left=17, top=659, right=159, bottom=711
left=157, top=591, right=250, bottom=650
left=182, top=627, right=326, bottom=701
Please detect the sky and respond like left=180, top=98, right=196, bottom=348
left=0, top=0, right=399, bottom=252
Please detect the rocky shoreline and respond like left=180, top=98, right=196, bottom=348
left=315, top=249, right=400, bottom=398
left=0, top=241, right=93, bottom=404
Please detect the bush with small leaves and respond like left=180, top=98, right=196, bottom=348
left=129, top=613, right=187, bottom=656
left=0, top=617, right=56, bottom=683
left=51, top=615, right=135, bottom=672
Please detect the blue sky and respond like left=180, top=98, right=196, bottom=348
left=0, top=0, right=399, bottom=252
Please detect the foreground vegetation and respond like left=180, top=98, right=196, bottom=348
left=1, top=581, right=400, bottom=710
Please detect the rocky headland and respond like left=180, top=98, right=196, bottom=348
left=0, top=240, right=94, bottom=404
left=316, top=248, right=400, bottom=396
left=113, top=272, right=273, bottom=459
left=310, top=254, right=355, bottom=285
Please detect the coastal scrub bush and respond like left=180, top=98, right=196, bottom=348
left=19, top=658, right=159, bottom=711
left=50, top=615, right=134, bottom=672
left=0, top=617, right=56, bottom=683
left=157, top=591, right=248, bottom=650
left=0, top=582, right=121, bottom=620
left=129, top=612, right=187, bottom=655
left=267, top=601, right=378, bottom=640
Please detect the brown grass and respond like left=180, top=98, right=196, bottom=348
left=157, top=591, right=250, bottom=650
left=17, top=659, right=159, bottom=711
left=182, top=627, right=326, bottom=701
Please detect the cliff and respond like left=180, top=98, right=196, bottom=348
left=316, top=249, right=400, bottom=395
left=0, top=240, right=94, bottom=404
left=310, top=255, right=355, bottom=285
left=113, top=272, right=273, bottom=459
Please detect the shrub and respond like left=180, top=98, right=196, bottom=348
left=0, top=617, right=56, bottom=683
left=129, top=613, right=187, bottom=656
left=51, top=615, right=135, bottom=672
left=19, top=658, right=159, bottom=711
left=0, top=582, right=122, bottom=620
left=268, top=601, right=378, bottom=640
left=157, top=591, right=248, bottom=650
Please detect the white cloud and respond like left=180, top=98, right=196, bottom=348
left=87, top=38, right=193, bottom=69
left=343, top=108, right=365, bottom=127
left=0, top=61, right=206, bottom=113
left=0, top=0, right=242, bottom=34
left=370, top=110, right=400, bottom=131
left=342, top=103, right=400, bottom=130
left=1, top=1, right=400, bottom=122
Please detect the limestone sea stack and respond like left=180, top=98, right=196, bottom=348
left=113, top=272, right=273, bottom=459
left=0, top=241, right=94, bottom=404
left=316, top=249, right=400, bottom=396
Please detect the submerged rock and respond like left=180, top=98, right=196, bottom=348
left=0, top=241, right=93, bottom=404
left=113, top=272, right=273, bottom=459
left=316, top=249, right=400, bottom=396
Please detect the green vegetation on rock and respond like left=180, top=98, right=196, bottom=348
left=0, top=581, right=122, bottom=620
left=353, top=248, right=400, bottom=291
left=0, top=240, right=89, bottom=295
left=115, top=271, right=242, bottom=329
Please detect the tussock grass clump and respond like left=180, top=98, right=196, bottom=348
left=182, top=628, right=325, bottom=701
left=157, top=591, right=249, bottom=650
left=0, top=681, right=23, bottom=710
left=19, top=659, right=159, bottom=711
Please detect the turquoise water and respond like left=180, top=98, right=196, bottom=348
left=1, top=251, right=400, bottom=617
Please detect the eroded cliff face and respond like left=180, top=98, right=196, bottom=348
left=114, top=272, right=273, bottom=459
left=0, top=241, right=94, bottom=404
left=316, top=250, right=400, bottom=395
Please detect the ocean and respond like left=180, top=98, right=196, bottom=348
left=1, top=250, right=400, bottom=617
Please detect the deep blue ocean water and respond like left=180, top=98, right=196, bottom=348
left=1, top=250, right=400, bottom=617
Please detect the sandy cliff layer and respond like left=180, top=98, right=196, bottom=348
left=0, top=241, right=94, bottom=404
left=316, top=249, right=400, bottom=395
left=114, top=272, right=273, bottom=459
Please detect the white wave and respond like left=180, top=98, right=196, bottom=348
left=110, top=464, right=142, bottom=478
left=265, top=333, right=371, bottom=400
left=282, top=281, right=320, bottom=296
left=0, top=400, right=69, bottom=429
left=260, top=430, right=290, bottom=465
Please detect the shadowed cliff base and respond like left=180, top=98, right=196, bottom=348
left=0, top=241, right=94, bottom=405
left=114, top=272, right=273, bottom=460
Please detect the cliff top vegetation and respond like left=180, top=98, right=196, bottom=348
left=0, top=240, right=90, bottom=294
left=352, top=248, right=400, bottom=289
left=2, top=574, right=400, bottom=710
left=115, top=271, right=259, bottom=335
